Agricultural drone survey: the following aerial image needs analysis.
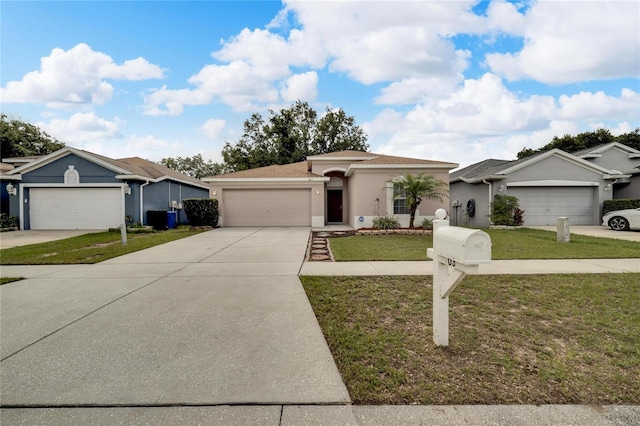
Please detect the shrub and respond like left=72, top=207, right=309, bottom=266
left=603, top=199, right=640, bottom=214
left=420, top=218, right=433, bottom=230
left=183, top=198, right=219, bottom=227
left=0, top=213, right=19, bottom=229
left=372, top=216, right=401, bottom=230
left=491, top=194, right=524, bottom=226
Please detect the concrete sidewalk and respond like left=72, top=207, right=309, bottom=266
left=300, top=258, right=640, bottom=276
left=1, top=404, right=637, bottom=425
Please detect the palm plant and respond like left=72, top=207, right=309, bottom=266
left=393, top=173, right=448, bottom=228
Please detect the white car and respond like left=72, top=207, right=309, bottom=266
left=602, top=207, right=640, bottom=231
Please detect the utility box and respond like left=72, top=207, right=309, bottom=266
left=147, top=210, right=168, bottom=231
left=433, top=227, right=491, bottom=265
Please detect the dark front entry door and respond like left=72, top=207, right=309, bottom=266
left=327, top=190, right=343, bottom=223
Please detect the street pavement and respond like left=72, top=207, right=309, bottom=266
left=1, top=227, right=638, bottom=425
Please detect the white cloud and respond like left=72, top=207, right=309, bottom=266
left=143, top=1, right=488, bottom=114
left=125, top=134, right=169, bottom=153
left=486, top=1, right=640, bottom=83
left=284, top=0, right=481, bottom=85
left=1, top=43, right=163, bottom=108
left=366, top=74, right=639, bottom=168
left=144, top=59, right=281, bottom=115
left=280, top=71, right=318, bottom=102
left=558, top=89, right=640, bottom=121
left=37, top=112, right=120, bottom=144
left=200, top=119, right=226, bottom=141
left=484, top=0, right=526, bottom=36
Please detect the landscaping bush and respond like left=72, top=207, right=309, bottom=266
left=372, top=215, right=401, bottom=230
left=183, top=198, right=219, bottom=227
left=0, top=213, right=19, bottom=230
left=491, top=194, right=525, bottom=226
left=603, top=199, right=640, bottom=214
left=420, top=217, right=433, bottom=230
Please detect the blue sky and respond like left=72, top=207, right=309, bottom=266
left=2, top=1, right=639, bottom=169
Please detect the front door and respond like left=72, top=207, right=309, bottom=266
left=327, top=190, right=343, bottom=223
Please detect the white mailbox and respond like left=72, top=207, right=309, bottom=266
left=433, top=226, right=491, bottom=265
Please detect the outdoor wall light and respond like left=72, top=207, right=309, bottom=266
left=316, top=190, right=320, bottom=195
left=123, top=182, right=132, bottom=195
left=498, top=185, right=505, bottom=192
left=212, top=190, right=217, bottom=195
left=604, top=183, right=612, bottom=191
left=6, top=182, right=17, bottom=196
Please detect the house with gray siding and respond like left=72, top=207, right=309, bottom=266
left=1, top=147, right=210, bottom=230
left=450, top=144, right=639, bottom=227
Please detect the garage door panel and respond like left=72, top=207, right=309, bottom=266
left=509, top=187, right=594, bottom=226
left=223, top=189, right=311, bottom=226
left=30, top=188, right=122, bottom=230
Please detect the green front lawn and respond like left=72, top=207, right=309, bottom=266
left=329, top=228, right=640, bottom=261
left=0, top=227, right=206, bottom=265
left=301, top=273, right=640, bottom=405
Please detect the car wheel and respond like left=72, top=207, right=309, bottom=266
left=609, top=216, right=630, bottom=231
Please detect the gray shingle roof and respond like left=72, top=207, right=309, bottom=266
left=450, top=159, right=511, bottom=181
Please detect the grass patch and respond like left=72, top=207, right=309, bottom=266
left=329, top=228, right=640, bottom=261
left=0, top=227, right=205, bottom=265
left=301, top=273, right=640, bottom=405
left=1, top=277, right=23, bottom=285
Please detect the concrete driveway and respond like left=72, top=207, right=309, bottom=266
left=1, top=227, right=350, bottom=423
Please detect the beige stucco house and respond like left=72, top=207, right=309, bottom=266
left=202, top=150, right=458, bottom=228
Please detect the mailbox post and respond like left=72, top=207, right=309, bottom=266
left=427, top=209, right=491, bottom=346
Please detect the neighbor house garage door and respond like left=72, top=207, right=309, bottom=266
left=509, top=187, right=595, bottom=226
left=30, top=187, right=122, bottom=230
left=223, top=189, right=311, bottom=226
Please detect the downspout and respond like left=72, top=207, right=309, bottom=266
left=483, top=179, right=493, bottom=225
left=140, top=180, right=150, bottom=225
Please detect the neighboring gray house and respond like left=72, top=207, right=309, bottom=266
left=450, top=143, right=639, bottom=227
left=572, top=142, right=640, bottom=200
left=1, top=147, right=210, bottom=230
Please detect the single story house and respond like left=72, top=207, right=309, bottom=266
left=203, top=150, right=458, bottom=228
left=1, top=147, right=210, bottom=230
left=450, top=142, right=639, bottom=227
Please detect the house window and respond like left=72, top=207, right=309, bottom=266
left=64, top=165, right=79, bottom=184
left=393, top=184, right=409, bottom=214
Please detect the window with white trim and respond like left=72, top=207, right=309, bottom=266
left=64, top=165, right=79, bottom=184
left=393, top=184, right=409, bottom=214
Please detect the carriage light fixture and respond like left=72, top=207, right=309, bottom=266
left=6, top=182, right=17, bottom=196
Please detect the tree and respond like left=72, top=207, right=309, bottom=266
left=222, top=101, right=369, bottom=172
left=393, top=173, right=448, bottom=228
left=1, top=114, right=65, bottom=159
left=517, top=128, right=639, bottom=159
left=159, top=154, right=226, bottom=179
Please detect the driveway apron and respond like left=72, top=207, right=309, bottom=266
left=0, top=227, right=350, bottom=406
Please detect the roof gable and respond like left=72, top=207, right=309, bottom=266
left=569, top=142, right=640, bottom=161
left=2, top=147, right=208, bottom=189
left=499, top=149, right=615, bottom=175
left=5, top=147, right=130, bottom=176
left=452, top=149, right=618, bottom=184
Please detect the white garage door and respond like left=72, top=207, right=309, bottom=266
left=509, top=187, right=595, bottom=226
left=30, top=187, right=122, bottom=230
left=223, top=189, right=311, bottom=226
